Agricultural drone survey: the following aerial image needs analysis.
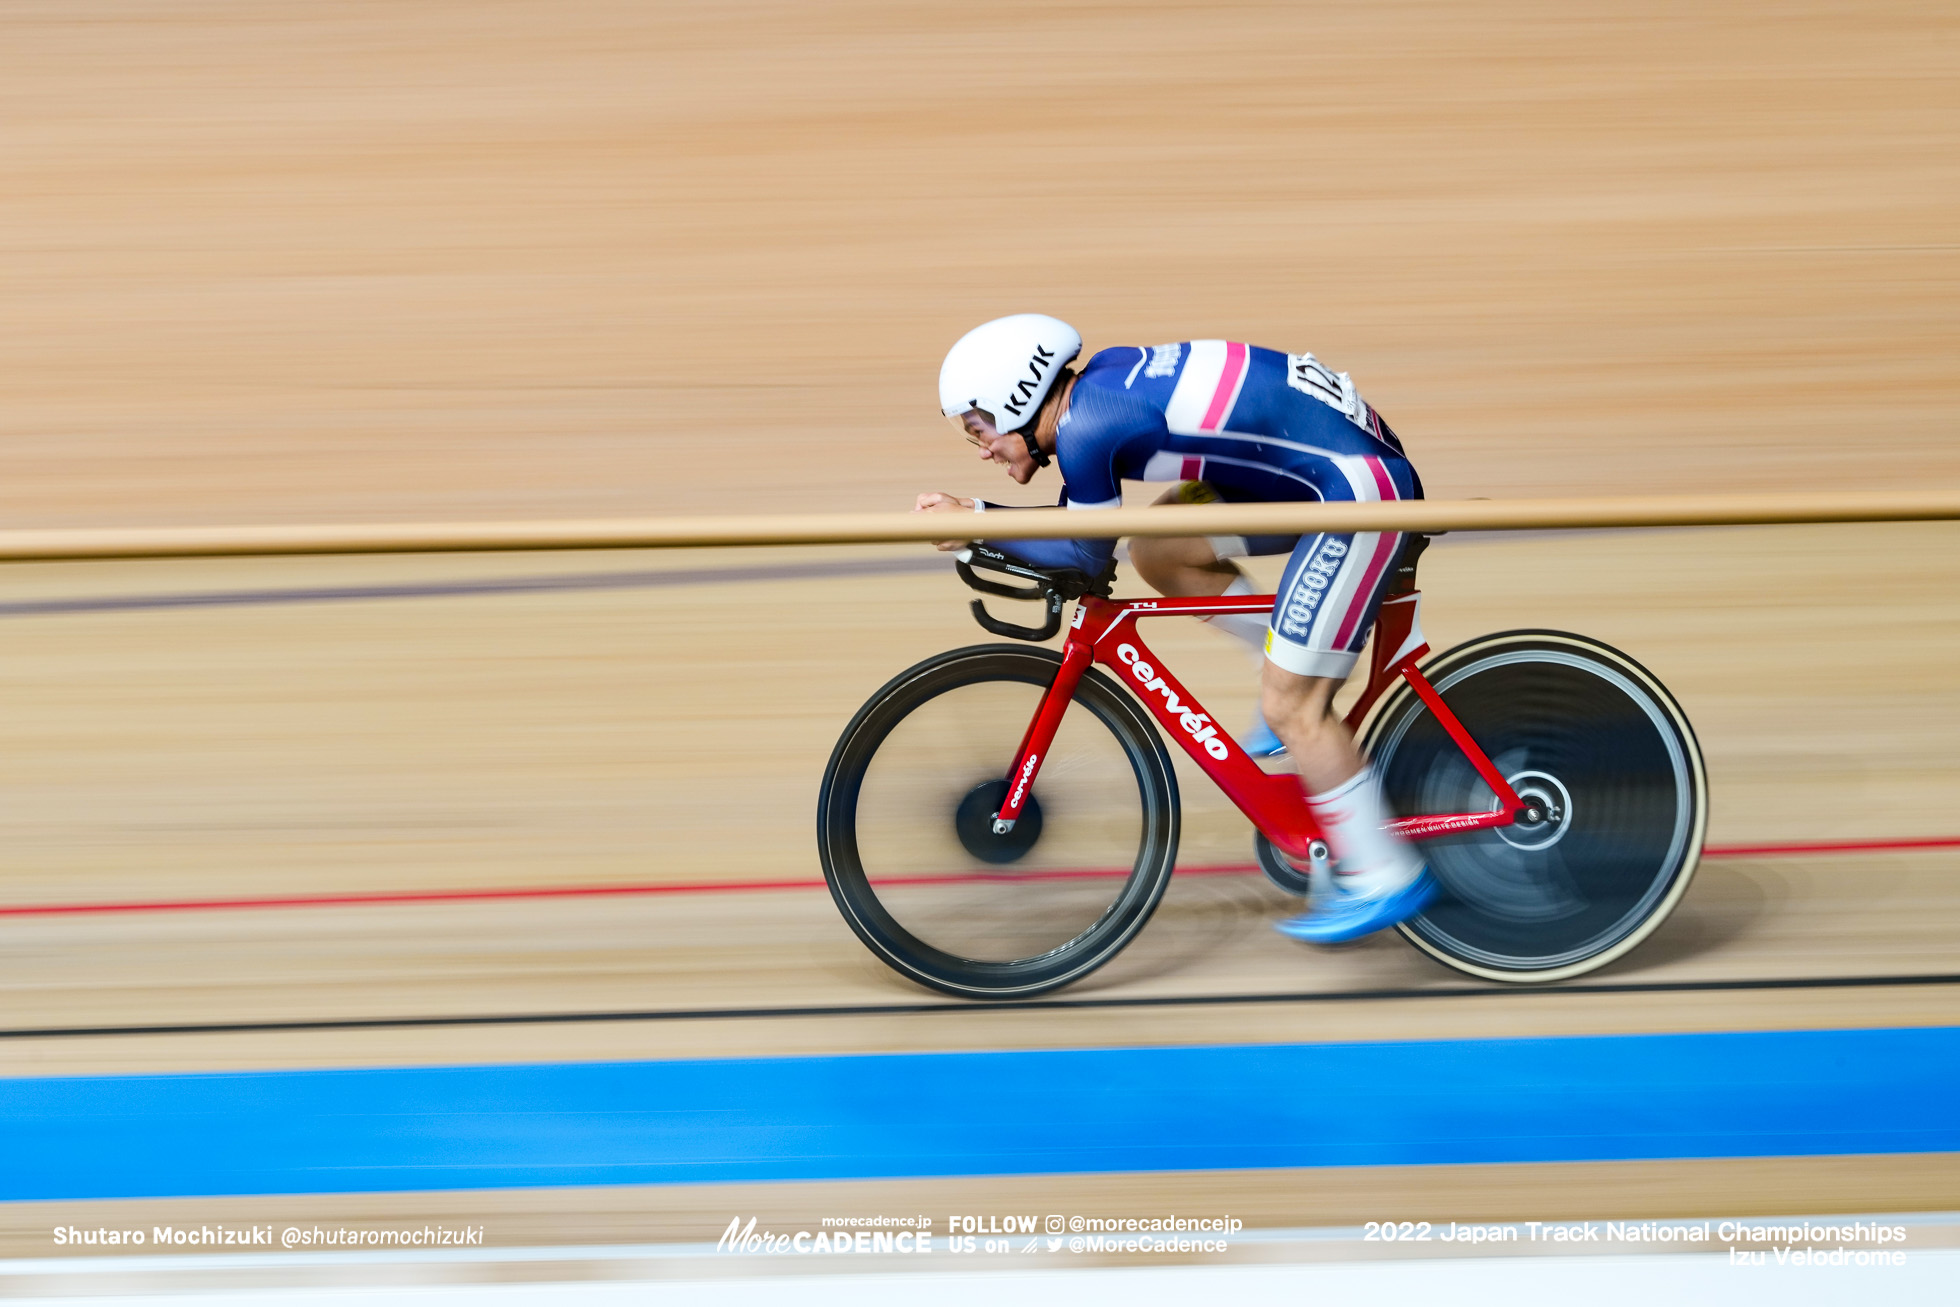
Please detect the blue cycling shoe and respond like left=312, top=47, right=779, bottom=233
left=1274, top=869, right=1440, bottom=944
left=1240, top=709, right=1287, bottom=758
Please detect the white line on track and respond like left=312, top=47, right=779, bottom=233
left=5, top=1214, right=1955, bottom=1304
left=4, top=1253, right=1959, bottom=1306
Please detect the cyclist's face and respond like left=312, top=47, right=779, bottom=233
left=960, top=409, right=1036, bottom=484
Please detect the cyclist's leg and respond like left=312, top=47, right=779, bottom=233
left=1126, top=530, right=1237, bottom=597
left=1128, top=482, right=1296, bottom=606
left=1264, top=524, right=1436, bottom=939
left=1258, top=667, right=1361, bottom=794
left=1259, top=454, right=1413, bottom=797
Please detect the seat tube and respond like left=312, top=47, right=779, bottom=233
left=992, top=640, right=1093, bottom=833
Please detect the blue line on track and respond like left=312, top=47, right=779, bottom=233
left=4, top=1027, right=1955, bottom=1201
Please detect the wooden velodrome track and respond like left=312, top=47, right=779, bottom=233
left=2, top=0, right=1958, bottom=1257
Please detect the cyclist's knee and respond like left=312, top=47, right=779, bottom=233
left=1131, top=534, right=1235, bottom=596
left=1260, top=670, right=1341, bottom=739
left=1128, top=535, right=1179, bottom=591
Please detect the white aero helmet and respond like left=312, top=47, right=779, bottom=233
left=938, top=314, right=1082, bottom=434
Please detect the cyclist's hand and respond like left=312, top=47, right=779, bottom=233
left=913, top=492, right=977, bottom=551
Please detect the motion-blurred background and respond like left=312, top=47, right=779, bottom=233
left=2, top=0, right=1956, bottom=1295
left=9, top=0, right=1955, bottom=526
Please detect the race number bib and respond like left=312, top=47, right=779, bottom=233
left=1285, top=353, right=1368, bottom=429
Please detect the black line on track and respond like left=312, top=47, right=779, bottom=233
left=8, top=972, right=1959, bottom=1041
left=0, top=554, right=945, bottom=618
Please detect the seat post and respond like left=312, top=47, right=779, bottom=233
left=1384, top=532, right=1431, bottom=597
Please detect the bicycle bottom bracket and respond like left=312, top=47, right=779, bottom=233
left=955, top=779, right=1044, bottom=864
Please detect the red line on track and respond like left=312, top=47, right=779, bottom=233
left=3, top=835, right=1955, bottom=920
left=1701, top=835, right=1960, bottom=859
left=0, top=862, right=1259, bottom=919
left=0, top=877, right=831, bottom=918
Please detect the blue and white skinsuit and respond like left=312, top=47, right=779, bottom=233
left=977, top=340, right=1421, bottom=680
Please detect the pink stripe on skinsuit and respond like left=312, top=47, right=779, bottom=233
left=1199, top=342, right=1248, bottom=430
left=1330, top=458, right=1401, bottom=648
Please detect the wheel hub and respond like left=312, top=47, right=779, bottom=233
left=954, top=779, right=1045, bottom=864
left=1492, top=770, right=1573, bottom=852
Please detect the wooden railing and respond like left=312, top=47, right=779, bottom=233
left=2, top=490, right=1958, bottom=562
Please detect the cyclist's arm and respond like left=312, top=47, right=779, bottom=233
left=913, top=491, right=1116, bottom=572
left=979, top=493, right=1118, bottom=572
left=994, top=388, right=1127, bottom=572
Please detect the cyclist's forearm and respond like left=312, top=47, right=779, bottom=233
left=974, top=516, right=1116, bottom=574
left=924, top=497, right=1116, bottom=572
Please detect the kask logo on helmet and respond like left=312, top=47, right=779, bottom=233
left=998, top=346, right=1057, bottom=421
left=938, top=315, right=1080, bottom=426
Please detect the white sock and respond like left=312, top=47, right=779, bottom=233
left=1308, top=767, right=1423, bottom=899
left=1203, top=573, right=1267, bottom=663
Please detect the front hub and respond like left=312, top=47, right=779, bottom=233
left=955, top=779, right=1045, bottom=864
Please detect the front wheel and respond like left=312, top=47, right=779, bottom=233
left=1361, top=631, right=1707, bottom=982
left=818, top=645, right=1180, bottom=999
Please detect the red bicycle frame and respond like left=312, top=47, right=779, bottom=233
left=991, top=586, right=1526, bottom=862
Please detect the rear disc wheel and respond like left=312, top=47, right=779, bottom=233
left=1361, top=631, right=1707, bottom=981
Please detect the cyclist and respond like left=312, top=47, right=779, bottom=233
left=916, top=313, right=1437, bottom=944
